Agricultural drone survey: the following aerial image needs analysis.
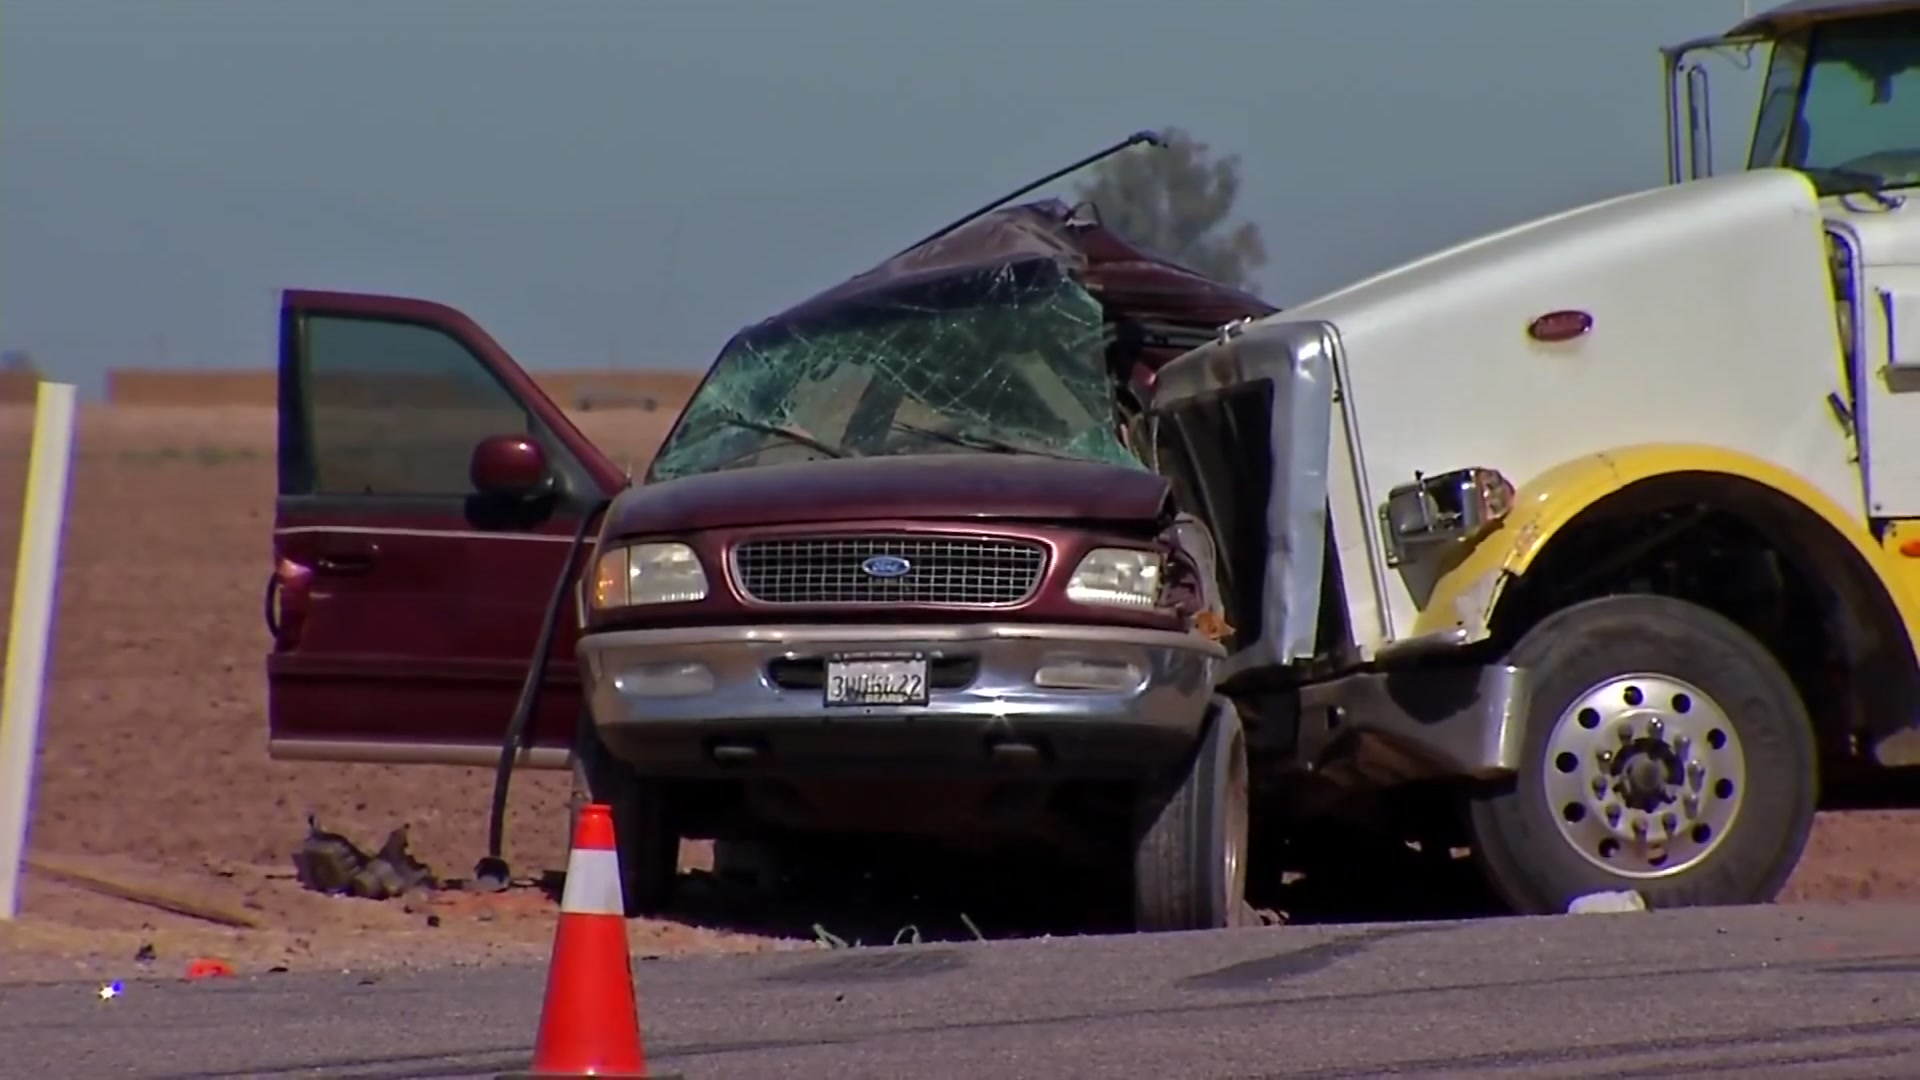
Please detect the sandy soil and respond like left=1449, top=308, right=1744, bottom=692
left=1, top=404, right=1918, bottom=988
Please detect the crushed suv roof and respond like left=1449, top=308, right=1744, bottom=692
left=730, top=198, right=1279, bottom=346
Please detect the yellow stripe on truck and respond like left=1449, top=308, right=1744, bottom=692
left=1411, top=442, right=1920, bottom=662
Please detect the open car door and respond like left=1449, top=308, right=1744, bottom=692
left=267, top=290, right=627, bottom=769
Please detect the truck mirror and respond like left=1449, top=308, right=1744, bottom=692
left=1379, top=467, right=1516, bottom=569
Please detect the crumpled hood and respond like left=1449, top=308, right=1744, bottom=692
left=604, top=453, right=1172, bottom=536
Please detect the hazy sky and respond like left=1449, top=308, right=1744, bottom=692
left=2, top=0, right=1760, bottom=397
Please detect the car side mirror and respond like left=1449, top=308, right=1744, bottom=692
left=470, top=434, right=553, bottom=499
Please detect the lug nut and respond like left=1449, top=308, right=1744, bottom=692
left=1591, top=775, right=1607, bottom=797
left=1649, top=718, right=1665, bottom=738
left=1606, top=804, right=1623, bottom=827
left=1661, top=811, right=1678, bottom=835
left=1682, top=794, right=1700, bottom=819
left=1617, top=725, right=1635, bottom=744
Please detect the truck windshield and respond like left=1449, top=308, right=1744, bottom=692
left=646, top=264, right=1144, bottom=482
left=1751, top=13, right=1920, bottom=194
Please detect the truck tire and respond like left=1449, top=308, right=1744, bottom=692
left=570, top=708, right=679, bottom=916
left=1467, top=594, right=1817, bottom=915
left=1132, top=697, right=1251, bottom=932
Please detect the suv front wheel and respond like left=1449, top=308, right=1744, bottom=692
left=570, top=708, right=680, bottom=916
left=1132, top=697, right=1251, bottom=932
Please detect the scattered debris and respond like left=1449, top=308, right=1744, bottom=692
left=358, top=826, right=436, bottom=899
left=184, top=958, right=234, bottom=979
left=1568, top=890, right=1647, bottom=915
left=25, top=854, right=262, bottom=929
left=291, top=816, right=366, bottom=894
left=472, top=854, right=513, bottom=894
left=292, top=817, right=437, bottom=901
left=133, top=942, right=156, bottom=964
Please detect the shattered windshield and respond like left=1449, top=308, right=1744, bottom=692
left=647, top=262, right=1145, bottom=482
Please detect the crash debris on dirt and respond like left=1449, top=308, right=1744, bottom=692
left=292, top=816, right=436, bottom=901
left=1567, top=890, right=1648, bottom=915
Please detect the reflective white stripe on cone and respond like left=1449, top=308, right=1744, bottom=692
left=562, top=847, right=625, bottom=917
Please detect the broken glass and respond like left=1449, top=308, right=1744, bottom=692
left=647, top=261, right=1145, bottom=482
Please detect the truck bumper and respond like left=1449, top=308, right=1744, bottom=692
left=1298, top=663, right=1530, bottom=781
left=576, top=622, right=1224, bottom=779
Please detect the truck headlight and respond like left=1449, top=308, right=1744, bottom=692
left=590, top=542, right=709, bottom=608
left=1379, top=466, right=1515, bottom=568
left=1066, top=548, right=1163, bottom=609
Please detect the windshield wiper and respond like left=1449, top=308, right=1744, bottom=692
left=710, top=408, right=851, bottom=461
left=1799, top=165, right=1904, bottom=209
left=890, top=420, right=1081, bottom=461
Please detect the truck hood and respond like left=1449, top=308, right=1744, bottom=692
left=603, top=453, right=1173, bottom=536
left=1179, top=167, right=1853, bottom=651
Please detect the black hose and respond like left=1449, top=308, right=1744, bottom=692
left=475, top=497, right=611, bottom=887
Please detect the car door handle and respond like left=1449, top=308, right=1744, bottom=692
left=314, top=552, right=375, bottom=575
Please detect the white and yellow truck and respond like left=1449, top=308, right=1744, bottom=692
left=1146, top=0, right=1920, bottom=916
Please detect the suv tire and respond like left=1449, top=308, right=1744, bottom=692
left=1132, top=697, right=1251, bottom=932
left=570, top=708, right=679, bottom=916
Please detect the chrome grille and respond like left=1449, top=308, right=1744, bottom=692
left=733, top=535, right=1047, bottom=606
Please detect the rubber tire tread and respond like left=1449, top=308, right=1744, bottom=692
left=570, top=708, right=678, bottom=917
left=1468, top=594, right=1818, bottom=915
left=1132, top=698, right=1250, bottom=933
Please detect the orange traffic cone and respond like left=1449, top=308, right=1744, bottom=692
left=500, top=804, right=680, bottom=1079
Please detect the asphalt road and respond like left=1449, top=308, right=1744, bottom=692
left=6, top=903, right=1920, bottom=1079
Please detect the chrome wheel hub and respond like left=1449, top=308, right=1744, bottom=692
left=1541, top=673, right=1747, bottom=878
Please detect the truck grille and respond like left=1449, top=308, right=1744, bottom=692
left=732, top=535, right=1047, bottom=606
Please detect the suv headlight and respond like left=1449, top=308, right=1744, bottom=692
left=590, top=542, right=709, bottom=609
left=1066, top=548, right=1163, bottom=609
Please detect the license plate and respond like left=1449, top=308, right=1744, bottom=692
left=824, top=653, right=930, bottom=707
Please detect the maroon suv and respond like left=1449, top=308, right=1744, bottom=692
left=578, top=206, right=1280, bottom=930
left=266, top=199, right=1275, bottom=932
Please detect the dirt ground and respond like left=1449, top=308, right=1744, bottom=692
left=1, top=404, right=1918, bottom=986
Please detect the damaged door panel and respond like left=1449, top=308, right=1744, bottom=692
left=268, top=290, right=623, bottom=767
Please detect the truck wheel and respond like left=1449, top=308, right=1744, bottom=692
left=570, top=709, right=679, bottom=916
left=1132, top=698, right=1251, bottom=932
left=1467, top=594, right=1816, bottom=915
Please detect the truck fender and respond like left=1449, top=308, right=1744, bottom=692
left=1411, top=442, right=1920, bottom=653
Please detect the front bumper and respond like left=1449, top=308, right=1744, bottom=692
left=1297, top=663, right=1529, bottom=782
left=577, top=622, right=1224, bottom=779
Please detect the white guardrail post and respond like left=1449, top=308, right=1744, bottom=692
left=0, top=381, right=78, bottom=920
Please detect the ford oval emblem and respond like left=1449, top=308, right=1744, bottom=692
left=861, top=554, right=913, bottom=579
